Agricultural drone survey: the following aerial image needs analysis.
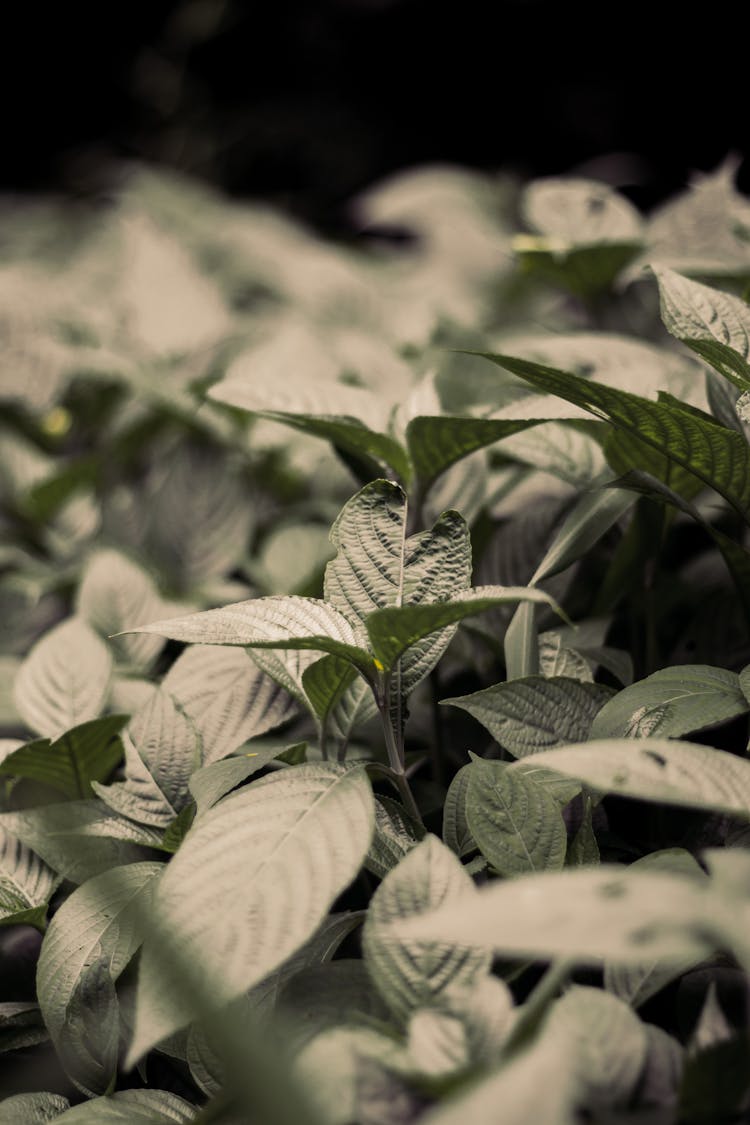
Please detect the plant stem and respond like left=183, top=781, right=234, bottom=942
left=428, top=668, right=446, bottom=785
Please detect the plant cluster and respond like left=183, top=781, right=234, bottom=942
left=2, top=161, right=750, bottom=1123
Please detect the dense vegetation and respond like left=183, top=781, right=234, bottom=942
left=2, top=160, right=750, bottom=1124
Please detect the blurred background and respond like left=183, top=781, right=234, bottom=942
left=4, top=0, right=748, bottom=232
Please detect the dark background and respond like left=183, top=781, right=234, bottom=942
left=4, top=0, right=749, bottom=233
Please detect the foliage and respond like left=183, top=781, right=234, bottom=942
left=2, top=159, right=750, bottom=1122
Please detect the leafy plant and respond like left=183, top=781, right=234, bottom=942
left=2, top=159, right=750, bottom=1124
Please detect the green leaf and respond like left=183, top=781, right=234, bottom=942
left=76, top=549, right=165, bottom=670
left=361, top=834, right=491, bottom=1023
left=144, top=442, right=254, bottom=592
left=544, top=985, right=648, bottom=1110
left=324, top=480, right=472, bottom=716
left=366, top=586, right=564, bottom=673
left=13, top=618, right=113, bottom=740
left=417, top=1032, right=578, bottom=1125
left=530, top=486, right=636, bottom=586
left=128, top=763, right=375, bottom=1061
left=127, top=688, right=201, bottom=813
left=443, top=677, right=611, bottom=758
left=278, top=960, right=389, bottom=1051
left=50, top=1089, right=197, bottom=1123
left=93, top=730, right=176, bottom=830
left=0, top=824, right=57, bottom=929
left=442, top=764, right=475, bottom=857
left=405, top=416, right=542, bottom=500
left=604, top=849, right=709, bottom=1008
left=162, top=645, right=298, bottom=763
left=0, top=801, right=161, bottom=884
left=127, top=595, right=377, bottom=678
left=0, top=1002, right=49, bottom=1052
left=365, top=795, right=426, bottom=880
left=590, top=665, right=749, bottom=739
left=503, top=601, right=540, bottom=680
left=37, top=862, right=163, bottom=1095
left=480, top=353, right=750, bottom=523
left=508, top=738, right=750, bottom=819
left=465, top=758, right=567, bottom=876
left=0, top=1093, right=70, bottom=1123
left=301, top=655, right=359, bottom=729
left=392, top=863, right=717, bottom=965
left=188, top=746, right=286, bottom=816
left=654, top=267, right=750, bottom=393
left=0, top=715, right=126, bottom=800
left=207, top=377, right=412, bottom=482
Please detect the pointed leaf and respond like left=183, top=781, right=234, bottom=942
left=127, top=596, right=377, bottom=677
left=366, top=586, right=564, bottom=673
left=0, top=1093, right=70, bottom=1123
left=443, top=676, right=612, bottom=758
left=14, top=618, right=112, bottom=740
left=465, top=758, right=567, bottom=876
left=189, top=746, right=286, bottom=816
left=0, top=802, right=160, bottom=884
left=442, top=764, right=475, bottom=857
left=365, top=795, right=426, bottom=880
left=93, top=732, right=176, bottom=829
left=207, top=377, right=411, bottom=482
left=392, top=864, right=717, bottom=965
left=362, top=834, right=491, bottom=1023
left=530, top=486, right=636, bottom=585
left=128, top=763, right=375, bottom=1059
left=590, top=665, right=749, bottom=740
left=605, top=849, right=709, bottom=1008
left=0, top=715, right=127, bottom=799
left=655, top=267, right=750, bottom=393
left=37, top=862, right=163, bottom=1095
left=545, top=985, right=648, bottom=1110
left=50, top=1089, right=197, bottom=1123
left=481, top=353, right=750, bottom=523
left=0, top=824, right=57, bottom=928
left=76, top=549, right=165, bottom=669
left=405, top=416, right=542, bottom=498
left=510, top=738, right=750, bottom=818
left=127, top=688, right=201, bottom=812
left=162, top=645, right=298, bottom=763
left=325, top=479, right=472, bottom=700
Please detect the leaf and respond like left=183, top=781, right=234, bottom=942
left=0, top=824, right=57, bottom=929
left=530, top=486, right=636, bottom=585
left=278, top=960, right=389, bottom=1051
left=76, top=549, right=165, bottom=670
left=443, top=676, right=611, bottom=758
left=417, top=1032, right=578, bottom=1125
left=207, top=377, right=412, bottom=482
left=93, top=730, right=176, bottom=829
left=654, top=267, right=750, bottom=393
left=37, top=862, right=163, bottom=1095
left=442, top=764, right=475, bottom=857
left=544, top=985, right=648, bottom=1110
left=366, top=586, right=564, bottom=673
left=0, top=801, right=160, bottom=884
left=405, top=416, right=542, bottom=500
left=0, top=715, right=124, bottom=803
left=127, top=688, right=201, bottom=812
left=13, top=618, right=113, bottom=740
left=49, top=1089, right=198, bottom=1123
left=393, top=864, right=717, bottom=965
left=509, top=738, right=750, bottom=818
left=144, top=442, right=254, bottom=591
left=188, top=746, right=285, bottom=816
left=301, top=655, right=359, bottom=729
left=605, top=850, right=709, bottom=1008
left=0, top=1093, right=70, bottom=1123
left=366, top=795, right=426, bottom=879
left=127, top=595, right=377, bottom=678
left=465, top=758, right=567, bottom=876
left=324, top=479, right=472, bottom=707
left=128, top=763, right=375, bottom=1061
left=361, top=834, right=491, bottom=1023
left=503, top=601, right=540, bottom=680
left=162, top=645, right=298, bottom=764
left=523, top=177, right=643, bottom=245
left=0, top=1002, right=49, bottom=1052
left=590, top=665, right=749, bottom=740
left=480, top=353, right=750, bottom=523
